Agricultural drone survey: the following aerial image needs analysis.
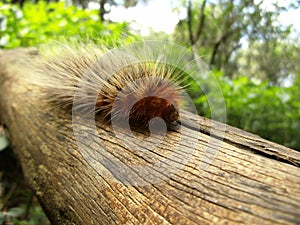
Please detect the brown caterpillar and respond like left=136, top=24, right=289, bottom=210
left=32, top=41, right=186, bottom=130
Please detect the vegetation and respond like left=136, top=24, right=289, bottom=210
left=0, top=1, right=135, bottom=48
left=175, top=0, right=300, bottom=83
left=174, top=0, right=300, bottom=150
left=0, top=0, right=299, bottom=222
left=190, top=70, right=300, bottom=150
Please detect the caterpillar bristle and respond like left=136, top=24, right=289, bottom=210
left=31, top=41, right=186, bottom=130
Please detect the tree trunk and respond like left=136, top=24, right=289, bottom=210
left=99, top=0, right=106, bottom=22
left=0, top=48, right=300, bottom=225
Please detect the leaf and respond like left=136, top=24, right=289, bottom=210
left=0, top=135, right=9, bottom=151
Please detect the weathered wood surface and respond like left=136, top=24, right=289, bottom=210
left=0, top=49, right=300, bottom=225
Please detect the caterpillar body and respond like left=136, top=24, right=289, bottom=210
left=32, top=41, right=188, bottom=130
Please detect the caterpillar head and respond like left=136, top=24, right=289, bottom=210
left=96, top=65, right=183, bottom=131
left=130, top=95, right=180, bottom=131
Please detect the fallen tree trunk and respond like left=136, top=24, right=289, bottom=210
left=0, top=48, right=300, bottom=225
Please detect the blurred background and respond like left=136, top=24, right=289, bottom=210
left=0, top=0, right=299, bottom=223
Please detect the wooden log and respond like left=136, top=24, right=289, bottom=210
left=0, top=48, right=300, bottom=225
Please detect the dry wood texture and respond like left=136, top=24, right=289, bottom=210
left=0, top=49, right=300, bottom=225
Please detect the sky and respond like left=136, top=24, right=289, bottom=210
left=102, top=0, right=185, bottom=35
left=99, top=0, right=300, bottom=36
left=258, top=0, right=300, bottom=31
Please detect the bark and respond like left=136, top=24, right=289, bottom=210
left=0, top=48, right=300, bottom=225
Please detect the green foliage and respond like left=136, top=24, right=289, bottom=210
left=0, top=204, right=50, bottom=224
left=0, top=1, right=135, bottom=48
left=190, top=70, right=300, bottom=150
left=175, top=0, right=298, bottom=84
left=175, top=0, right=299, bottom=150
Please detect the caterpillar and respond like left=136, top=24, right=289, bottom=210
left=31, top=40, right=188, bottom=131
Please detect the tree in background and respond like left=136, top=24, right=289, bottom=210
left=173, top=0, right=300, bottom=150
left=175, top=0, right=300, bottom=84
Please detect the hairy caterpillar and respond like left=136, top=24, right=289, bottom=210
left=32, top=41, right=188, bottom=131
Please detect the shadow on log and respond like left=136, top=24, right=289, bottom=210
left=0, top=48, right=300, bottom=225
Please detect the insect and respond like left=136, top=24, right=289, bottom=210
left=32, top=41, right=186, bottom=131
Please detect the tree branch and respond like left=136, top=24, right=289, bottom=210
left=195, top=0, right=207, bottom=41
left=209, top=30, right=233, bottom=67
left=187, top=0, right=195, bottom=45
